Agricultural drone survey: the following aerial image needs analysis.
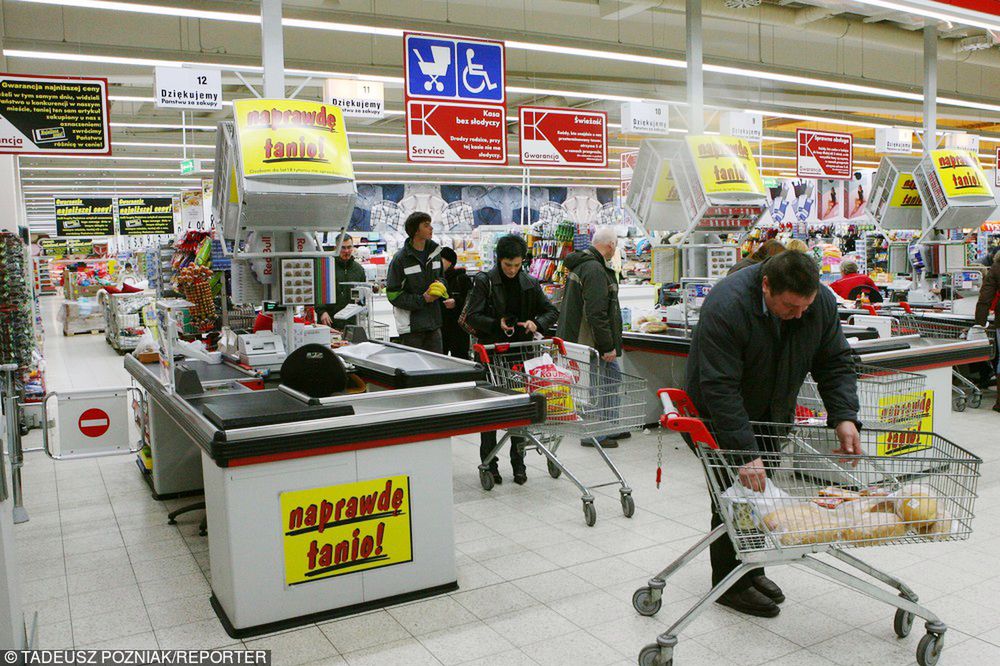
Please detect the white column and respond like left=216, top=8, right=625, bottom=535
left=686, top=0, right=704, bottom=135
left=261, top=0, right=286, bottom=99
left=0, top=157, right=25, bottom=233
left=923, top=26, right=937, bottom=160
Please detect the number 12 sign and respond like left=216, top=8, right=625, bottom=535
left=155, top=67, right=223, bottom=111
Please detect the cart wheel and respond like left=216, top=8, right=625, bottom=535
left=638, top=644, right=669, bottom=666
left=970, top=393, right=983, bottom=409
left=916, top=633, right=943, bottom=666
left=953, top=395, right=967, bottom=412
left=547, top=459, right=562, bottom=479
left=621, top=492, right=636, bottom=518
left=479, top=468, right=495, bottom=491
left=583, top=500, right=597, bottom=527
left=632, top=587, right=661, bottom=617
left=893, top=608, right=914, bottom=638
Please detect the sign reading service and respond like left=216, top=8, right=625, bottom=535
left=0, top=74, right=111, bottom=155
left=281, top=476, right=412, bottom=585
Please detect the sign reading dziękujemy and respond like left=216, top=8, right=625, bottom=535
left=0, top=74, right=111, bottom=155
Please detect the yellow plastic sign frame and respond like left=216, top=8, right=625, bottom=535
left=233, top=99, right=354, bottom=179
left=930, top=149, right=992, bottom=199
left=280, top=475, right=412, bottom=586
left=686, top=136, right=766, bottom=196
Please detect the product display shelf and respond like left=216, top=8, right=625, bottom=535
left=31, top=256, right=55, bottom=295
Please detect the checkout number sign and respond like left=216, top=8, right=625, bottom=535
left=280, top=475, right=413, bottom=586
left=875, top=390, right=934, bottom=457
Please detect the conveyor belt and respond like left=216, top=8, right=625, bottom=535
left=190, top=390, right=354, bottom=430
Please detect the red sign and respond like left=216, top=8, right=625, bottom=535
left=797, top=129, right=853, bottom=180
left=519, top=107, right=607, bottom=168
left=405, top=101, right=507, bottom=164
left=78, top=408, right=110, bottom=439
left=620, top=150, right=638, bottom=197
left=995, top=147, right=1000, bottom=188
left=932, top=0, right=1000, bottom=16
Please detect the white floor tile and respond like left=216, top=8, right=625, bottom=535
left=387, top=596, right=478, bottom=637
left=318, top=610, right=411, bottom=653
left=244, top=626, right=340, bottom=666
left=417, top=621, right=514, bottom=665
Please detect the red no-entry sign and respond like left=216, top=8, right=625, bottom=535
left=78, top=408, right=110, bottom=438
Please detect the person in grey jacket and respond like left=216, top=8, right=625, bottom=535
left=686, top=251, right=861, bottom=619
left=385, top=212, right=452, bottom=353
left=556, top=226, right=627, bottom=447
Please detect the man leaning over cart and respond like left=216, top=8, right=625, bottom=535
left=686, top=250, right=862, bottom=618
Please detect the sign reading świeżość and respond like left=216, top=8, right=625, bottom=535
left=117, top=197, right=175, bottom=236
left=55, top=198, right=114, bottom=237
left=0, top=73, right=111, bottom=155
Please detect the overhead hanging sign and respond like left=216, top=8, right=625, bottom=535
left=687, top=136, right=766, bottom=196
left=875, top=128, right=913, bottom=155
left=889, top=173, right=922, bottom=208
left=117, top=197, right=175, bottom=236
left=720, top=111, right=763, bottom=142
left=406, top=100, right=506, bottom=164
left=621, top=101, right=669, bottom=136
left=620, top=150, right=638, bottom=197
left=797, top=129, right=853, bottom=180
left=0, top=73, right=111, bottom=155
left=38, top=238, right=93, bottom=257
left=519, top=106, right=607, bottom=168
left=404, top=33, right=505, bottom=104
left=233, top=99, right=354, bottom=179
left=54, top=198, right=114, bottom=237
left=932, top=149, right=992, bottom=198
left=323, top=78, right=385, bottom=120
left=996, top=148, right=1000, bottom=188
left=280, top=475, right=412, bottom=586
left=154, top=67, right=222, bottom=111
left=943, top=132, right=980, bottom=153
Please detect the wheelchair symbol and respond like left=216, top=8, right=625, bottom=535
left=462, top=48, right=498, bottom=94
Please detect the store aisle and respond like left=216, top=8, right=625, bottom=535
left=10, top=301, right=1000, bottom=664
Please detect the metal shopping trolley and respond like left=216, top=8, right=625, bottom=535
left=797, top=362, right=931, bottom=430
left=473, top=337, right=647, bottom=526
left=633, top=388, right=981, bottom=666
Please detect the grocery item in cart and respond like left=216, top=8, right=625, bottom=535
left=523, top=352, right=579, bottom=421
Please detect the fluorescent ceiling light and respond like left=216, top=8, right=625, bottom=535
left=21, top=155, right=215, bottom=162
left=114, top=141, right=216, bottom=150
left=24, top=176, right=202, bottom=181
left=112, top=121, right=216, bottom=131
left=20, top=167, right=201, bottom=172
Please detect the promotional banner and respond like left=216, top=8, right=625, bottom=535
left=180, top=189, right=205, bottom=231
left=876, top=391, right=934, bottom=457
left=0, top=74, right=111, bottom=155
left=117, top=197, right=175, bottom=236
left=797, top=129, right=853, bottom=180
left=845, top=170, right=873, bottom=219
left=889, top=173, right=923, bottom=208
left=931, top=149, right=992, bottom=198
left=38, top=238, right=93, bottom=257
left=54, top=198, right=114, bottom=237
left=620, top=150, right=638, bottom=197
left=233, top=99, right=354, bottom=179
left=281, top=476, right=412, bottom=586
left=519, top=107, right=607, bottom=168
left=406, top=100, right=507, bottom=164
left=816, top=179, right=844, bottom=221
left=686, top=136, right=765, bottom=195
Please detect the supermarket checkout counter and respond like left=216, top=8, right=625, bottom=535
left=123, top=350, right=544, bottom=638
left=335, top=341, right=486, bottom=388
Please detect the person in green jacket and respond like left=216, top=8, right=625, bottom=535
left=316, top=234, right=368, bottom=330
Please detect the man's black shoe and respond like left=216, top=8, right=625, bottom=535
left=608, top=432, right=632, bottom=440
left=513, top=471, right=527, bottom=485
left=715, top=587, right=780, bottom=618
left=490, top=469, right=502, bottom=485
left=752, top=576, right=785, bottom=604
left=581, top=438, right=619, bottom=448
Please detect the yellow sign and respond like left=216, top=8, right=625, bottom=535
left=233, top=99, right=354, bottom=179
left=931, top=149, right=991, bottom=199
left=876, top=390, right=934, bottom=457
left=889, top=173, right=922, bottom=208
left=687, top=136, right=765, bottom=196
left=280, top=475, right=411, bottom=586
left=652, top=162, right=678, bottom=203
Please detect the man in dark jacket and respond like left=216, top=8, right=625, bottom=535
left=385, top=212, right=451, bottom=353
left=439, top=246, right=472, bottom=359
left=316, top=234, right=368, bottom=330
left=556, top=226, right=626, bottom=447
left=974, top=248, right=999, bottom=412
left=466, top=234, right=559, bottom=485
left=686, top=251, right=861, bottom=618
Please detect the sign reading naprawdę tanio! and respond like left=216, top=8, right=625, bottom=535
left=280, top=476, right=412, bottom=586
left=0, top=73, right=111, bottom=155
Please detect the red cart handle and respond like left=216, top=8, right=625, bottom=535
left=657, top=388, right=718, bottom=450
left=862, top=304, right=877, bottom=316
left=472, top=343, right=490, bottom=364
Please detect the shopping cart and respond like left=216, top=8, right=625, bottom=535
left=473, top=338, right=647, bottom=526
left=797, top=362, right=930, bottom=430
left=892, top=313, right=994, bottom=412
left=633, top=388, right=981, bottom=666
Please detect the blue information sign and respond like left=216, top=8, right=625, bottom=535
left=405, top=33, right=505, bottom=104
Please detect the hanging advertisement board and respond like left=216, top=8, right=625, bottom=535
left=620, top=150, right=638, bottom=197
left=117, top=197, right=175, bottom=236
left=686, top=136, right=765, bottom=196
left=797, top=129, right=853, bottom=180
left=932, top=149, right=992, bottom=198
left=519, top=107, right=607, bottom=168
left=55, top=198, right=114, bottom=237
left=0, top=73, right=111, bottom=155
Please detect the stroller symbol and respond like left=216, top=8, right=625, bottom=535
left=413, top=45, right=452, bottom=92
left=462, top=48, right=498, bottom=94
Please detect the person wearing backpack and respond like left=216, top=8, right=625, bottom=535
left=439, top=246, right=472, bottom=359
left=463, top=234, right=559, bottom=485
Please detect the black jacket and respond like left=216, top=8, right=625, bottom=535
left=465, top=267, right=559, bottom=345
left=556, top=247, right=623, bottom=355
left=386, top=239, right=443, bottom=335
left=441, top=267, right=473, bottom=357
left=974, top=259, right=999, bottom=327
left=686, top=263, right=859, bottom=452
left=315, top=256, right=368, bottom=322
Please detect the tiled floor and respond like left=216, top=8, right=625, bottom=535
left=12, top=295, right=1000, bottom=664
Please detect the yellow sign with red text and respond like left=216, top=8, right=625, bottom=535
left=876, top=390, right=934, bottom=457
left=280, top=475, right=411, bottom=586
left=931, top=149, right=991, bottom=199
left=889, top=173, right=922, bottom=208
left=233, top=99, right=354, bottom=179
left=687, top=136, right=765, bottom=196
